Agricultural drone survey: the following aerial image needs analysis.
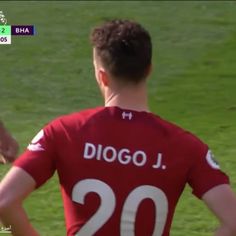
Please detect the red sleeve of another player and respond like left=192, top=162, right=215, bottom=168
left=13, top=124, right=56, bottom=188
left=186, top=134, right=229, bottom=199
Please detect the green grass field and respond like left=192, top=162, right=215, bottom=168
left=1, top=1, right=236, bottom=235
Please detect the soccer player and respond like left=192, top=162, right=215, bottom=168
left=0, top=120, right=19, bottom=163
left=0, top=20, right=236, bottom=236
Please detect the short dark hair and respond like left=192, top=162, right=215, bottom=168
left=91, top=19, right=152, bottom=83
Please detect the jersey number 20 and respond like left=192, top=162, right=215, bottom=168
left=72, top=179, right=168, bottom=236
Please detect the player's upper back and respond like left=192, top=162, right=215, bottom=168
left=15, top=106, right=228, bottom=236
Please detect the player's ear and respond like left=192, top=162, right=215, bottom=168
left=98, top=69, right=109, bottom=87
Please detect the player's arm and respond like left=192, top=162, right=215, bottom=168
left=0, top=166, right=40, bottom=236
left=0, top=120, right=19, bottom=163
left=202, top=184, right=236, bottom=236
left=0, top=125, right=56, bottom=235
left=184, top=134, right=236, bottom=235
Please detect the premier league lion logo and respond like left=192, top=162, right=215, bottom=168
left=0, top=11, right=7, bottom=25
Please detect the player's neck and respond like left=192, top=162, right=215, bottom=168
left=104, top=82, right=149, bottom=112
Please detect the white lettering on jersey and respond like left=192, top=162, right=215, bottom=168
left=132, top=151, right=147, bottom=166
left=206, top=150, right=220, bottom=170
left=103, top=146, right=117, bottom=162
left=152, top=153, right=166, bottom=169
left=27, top=130, right=45, bottom=151
left=83, top=142, right=165, bottom=169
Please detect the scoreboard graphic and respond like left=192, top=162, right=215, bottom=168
left=0, top=10, right=35, bottom=44
left=0, top=25, right=11, bottom=44
left=0, top=25, right=35, bottom=44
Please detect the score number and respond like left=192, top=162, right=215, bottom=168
left=72, top=179, right=168, bottom=235
left=0, top=26, right=11, bottom=44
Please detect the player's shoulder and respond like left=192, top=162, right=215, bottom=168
left=151, top=113, right=207, bottom=148
left=48, top=106, right=105, bottom=128
left=57, top=106, right=105, bottom=122
left=149, top=113, right=185, bottom=137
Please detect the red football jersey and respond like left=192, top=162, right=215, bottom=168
left=14, top=106, right=229, bottom=236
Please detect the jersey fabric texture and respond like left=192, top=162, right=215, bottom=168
left=14, top=106, right=229, bottom=236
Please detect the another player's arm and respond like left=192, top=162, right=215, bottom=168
left=0, top=166, right=40, bottom=236
left=202, top=184, right=236, bottom=236
left=0, top=120, right=19, bottom=163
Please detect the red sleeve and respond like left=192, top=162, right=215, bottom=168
left=13, top=123, right=57, bottom=188
left=186, top=134, right=229, bottom=198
